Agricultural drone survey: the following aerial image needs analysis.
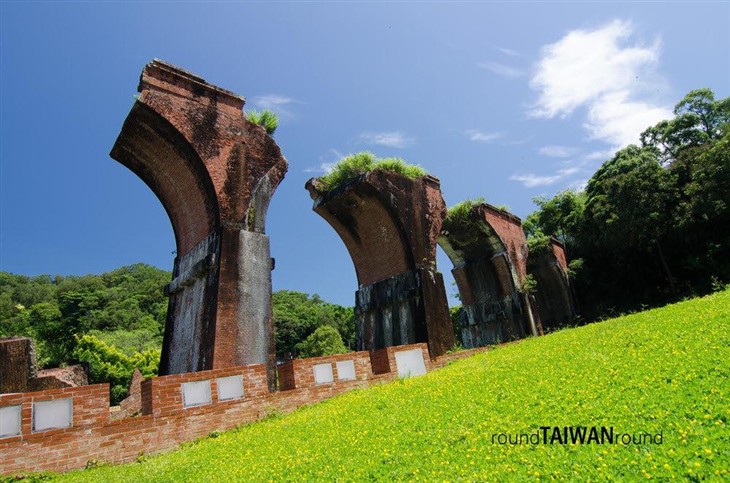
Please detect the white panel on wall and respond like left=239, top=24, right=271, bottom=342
left=394, top=348, right=427, bottom=378
left=33, top=398, right=73, bottom=432
left=0, top=405, right=22, bottom=438
left=216, top=375, right=244, bottom=401
left=181, top=380, right=212, bottom=408
left=312, top=363, right=334, bottom=385
left=336, top=360, right=356, bottom=381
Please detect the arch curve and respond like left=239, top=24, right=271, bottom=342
left=111, top=101, right=220, bottom=256
left=438, top=203, right=536, bottom=347
left=306, top=170, right=454, bottom=356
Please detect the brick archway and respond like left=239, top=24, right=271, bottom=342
left=306, top=170, right=455, bottom=357
left=111, top=60, right=287, bottom=387
left=439, top=203, right=538, bottom=347
left=528, top=237, right=576, bottom=331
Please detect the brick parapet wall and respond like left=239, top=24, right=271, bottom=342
left=141, top=364, right=269, bottom=418
left=371, top=343, right=433, bottom=375
left=0, top=343, right=449, bottom=476
left=278, top=351, right=372, bottom=391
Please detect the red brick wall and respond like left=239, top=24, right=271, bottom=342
left=278, top=352, right=372, bottom=391
left=0, top=344, right=441, bottom=476
left=370, top=343, right=433, bottom=375
left=0, top=338, right=80, bottom=394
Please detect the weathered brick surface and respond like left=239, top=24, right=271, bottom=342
left=370, top=343, right=433, bottom=375
left=0, top=343, right=453, bottom=476
left=110, top=60, right=288, bottom=385
left=115, top=369, right=144, bottom=420
left=1, top=337, right=37, bottom=394
left=306, top=171, right=454, bottom=356
left=439, top=203, right=536, bottom=347
left=550, top=237, right=569, bottom=273
left=528, top=237, right=576, bottom=331
left=480, top=204, right=529, bottom=285
left=0, top=338, right=84, bottom=394
left=278, top=352, right=372, bottom=390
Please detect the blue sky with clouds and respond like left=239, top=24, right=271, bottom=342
left=1, top=2, right=728, bottom=306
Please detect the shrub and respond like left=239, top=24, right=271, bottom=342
left=72, top=334, right=159, bottom=405
left=443, top=198, right=485, bottom=230
left=526, top=231, right=552, bottom=255
left=295, top=325, right=347, bottom=358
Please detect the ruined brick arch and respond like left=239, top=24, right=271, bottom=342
left=306, top=171, right=455, bottom=356
left=438, top=203, right=537, bottom=347
left=528, top=237, right=576, bottom=331
left=308, top=180, right=416, bottom=286
left=111, top=60, right=287, bottom=387
left=111, top=101, right=220, bottom=256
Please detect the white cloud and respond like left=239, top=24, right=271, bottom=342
left=583, top=90, right=672, bottom=146
left=304, top=162, right=335, bottom=174
left=569, top=178, right=589, bottom=191
left=510, top=167, right=580, bottom=188
left=250, top=94, right=299, bottom=119
left=478, top=61, right=524, bottom=78
left=538, top=145, right=577, bottom=158
left=584, top=149, right=615, bottom=161
left=304, top=149, right=343, bottom=173
left=529, top=19, right=672, bottom=147
left=466, top=130, right=502, bottom=143
left=359, top=131, right=414, bottom=148
left=493, top=45, right=521, bottom=57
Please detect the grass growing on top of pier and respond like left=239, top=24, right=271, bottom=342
left=54, top=289, right=730, bottom=481
left=318, top=151, right=427, bottom=191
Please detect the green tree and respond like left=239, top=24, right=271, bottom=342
left=523, top=190, right=585, bottom=253
left=73, top=334, right=159, bottom=404
left=583, top=144, right=677, bottom=292
left=28, top=302, right=66, bottom=366
left=273, top=290, right=354, bottom=359
left=295, top=325, right=347, bottom=358
left=641, top=88, right=730, bottom=164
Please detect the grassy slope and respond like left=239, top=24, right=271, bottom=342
left=60, top=290, right=729, bottom=481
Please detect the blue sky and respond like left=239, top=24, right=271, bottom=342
left=1, top=2, right=728, bottom=306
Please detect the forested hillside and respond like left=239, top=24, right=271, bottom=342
left=524, top=88, right=729, bottom=319
left=0, top=265, right=354, bottom=403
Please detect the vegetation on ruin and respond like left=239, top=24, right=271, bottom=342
left=246, top=109, right=278, bottom=135
left=442, top=197, right=485, bottom=230
left=0, top=267, right=354, bottom=404
left=318, top=151, right=428, bottom=191
left=443, top=198, right=511, bottom=234
left=525, top=88, right=730, bottom=320
left=52, top=288, right=730, bottom=481
left=525, top=231, right=552, bottom=256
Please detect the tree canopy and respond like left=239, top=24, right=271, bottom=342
left=0, top=266, right=354, bottom=404
left=525, top=88, right=729, bottom=319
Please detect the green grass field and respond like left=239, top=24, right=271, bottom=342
left=55, top=290, right=730, bottom=481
